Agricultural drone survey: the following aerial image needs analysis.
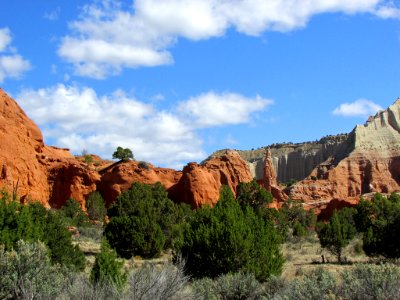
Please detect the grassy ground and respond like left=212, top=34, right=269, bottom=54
left=73, top=225, right=372, bottom=280
left=282, top=233, right=369, bottom=280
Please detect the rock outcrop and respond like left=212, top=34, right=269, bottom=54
left=259, top=150, right=288, bottom=203
left=98, top=161, right=182, bottom=206
left=287, top=99, right=400, bottom=212
left=0, top=88, right=50, bottom=204
left=240, top=134, right=351, bottom=183
left=0, top=88, right=99, bottom=208
left=0, top=89, right=255, bottom=209
left=172, top=150, right=253, bottom=208
left=3, top=86, right=400, bottom=215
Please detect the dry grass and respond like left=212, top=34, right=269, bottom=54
left=282, top=233, right=369, bottom=280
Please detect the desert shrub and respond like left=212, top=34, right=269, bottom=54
left=278, top=199, right=316, bottom=238
left=60, top=274, right=121, bottom=300
left=339, top=264, right=400, bottom=300
left=138, top=161, right=151, bottom=170
left=0, top=240, right=66, bottom=300
left=78, top=223, right=103, bottom=242
left=355, top=193, right=400, bottom=258
left=84, top=154, right=93, bottom=164
left=90, top=240, right=126, bottom=288
left=179, top=186, right=284, bottom=281
left=105, top=182, right=187, bottom=259
left=214, top=272, right=264, bottom=300
left=236, top=179, right=273, bottom=210
left=317, top=207, right=357, bottom=262
left=192, top=278, right=218, bottom=300
left=192, top=272, right=264, bottom=300
left=125, top=260, right=191, bottom=300
left=59, top=198, right=88, bottom=227
left=286, top=179, right=297, bottom=187
left=292, top=221, right=308, bottom=237
left=262, top=276, right=287, bottom=299
left=86, top=191, right=107, bottom=222
left=276, top=268, right=337, bottom=300
left=0, top=193, right=85, bottom=271
left=44, top=212, right=86, bottom=271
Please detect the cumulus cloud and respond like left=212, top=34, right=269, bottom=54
left=375, top=3, right=400, bottom=18
left=0, top=27, right=31, bottom=82
left=332, top=99, right=383, bottom=117
left=178, top=92, right=272, bottom=127
left=17, top=85, right=268, bottom=168
left=58, top=0, right=396, bottom=78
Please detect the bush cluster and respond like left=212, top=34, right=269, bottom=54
left=105, top=182, right=191, bottom=259
left=0, top=191, right=85, bottom=271
left=316, top=193, right=400, bottom=262
left=179, top=186, right=284, bottom=282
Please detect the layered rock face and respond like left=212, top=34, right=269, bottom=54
left=241, top=134, right=350, bottom=183
left=287, top=99, right=400, bottom=213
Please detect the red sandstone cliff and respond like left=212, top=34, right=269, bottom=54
left=0, top=88, right=98, bottom=208
left=259, top=150, right=288, bottom=204
left=4, top=86, right=400, bottom=214
left=287, top=99, right=400, bottom=214
left=98, top=161, right=182, bottom=206
left=170, top=150, right=253, bottom=208
left=0, top=89, right=256, bottom=208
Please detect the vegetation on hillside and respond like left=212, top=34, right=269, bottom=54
left=3, top=182, right=400, bottom=299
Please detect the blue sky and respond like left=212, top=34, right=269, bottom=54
left=1, top=0, right=400, bottom=168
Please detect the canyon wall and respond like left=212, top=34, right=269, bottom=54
left=237, top=134, right=351, bottom=183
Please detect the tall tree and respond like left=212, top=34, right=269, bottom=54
left=317, top=208, right=357, bottom=262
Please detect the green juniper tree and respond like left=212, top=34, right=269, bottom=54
left=112, top=146, right=134, bottom=162
left=317, top=207, right=357, bottom=262
left=179, top=185, right=284, bottom=281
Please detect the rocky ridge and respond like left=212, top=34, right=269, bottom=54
left=0, top=89, right=254, bottom=208
left=286, top=99, right=400, bottom=213
left=2, top=86, right=400, bottom=214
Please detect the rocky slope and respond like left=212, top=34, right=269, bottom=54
left=0, top=88, right=100, bottom=207
left=287, top=99, right=400, bottom=213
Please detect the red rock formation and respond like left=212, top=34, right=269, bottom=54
left=98, top=161, right=182, bottom=206
left=0, top=88, right=98, bottom=208
left=260, top=150, right=288, bottom=203
left=0, top=88, right=50, bottom=204
left=172, top=150, right=253, bottom=208
left=288, top=150, right=400, bottom=200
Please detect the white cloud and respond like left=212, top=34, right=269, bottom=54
left=17, top=85, right=269, bottom=168
left=178, top=92, right=272, bottom=127
left=375, top=3, right=400, bottom=18
left=332, top=99, right=383, bottom=117
left=0, top=55, right=31, bottom=83
left=16, top=85, right=204, bottom=167
left=0, top=28, right=11, bottom=52
left=0, top=27, right=31, bottom=83
left=44, top=7, right=60, bottom=21
left=58, top=0, right=394, bottom=78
